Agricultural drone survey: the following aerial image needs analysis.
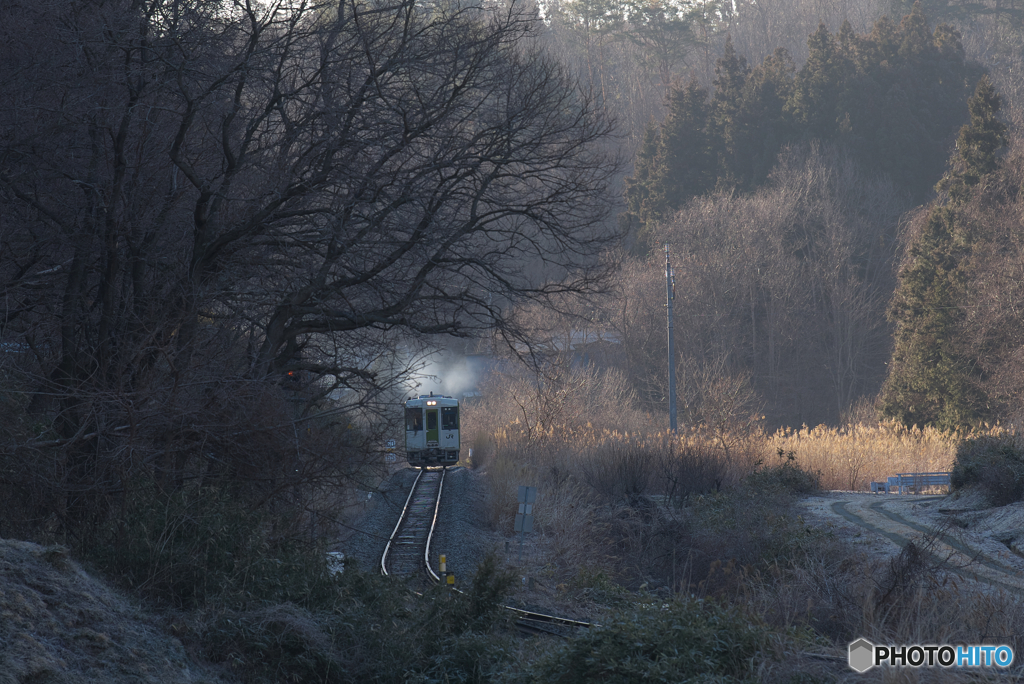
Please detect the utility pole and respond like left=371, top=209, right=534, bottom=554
left=665, top=244, right=677, bottom=433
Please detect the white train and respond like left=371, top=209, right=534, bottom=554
left=404, top=393, right=460, bottom=466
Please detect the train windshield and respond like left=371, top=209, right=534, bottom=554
left=405, top=407, right=423, bottom=432
left=441, top=406, right=459, bottom=430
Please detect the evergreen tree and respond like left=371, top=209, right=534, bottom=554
left=710, top=36, right=750, bottom=188
left=941, top=75, right=1007, bottom=199
left=624, top=0, right=701, bottom=89
left=737, top=47, right=795, bottom=188
left=862, top=14, right=901, bottom=67
left=898, top=1, right=934, bottom=60
left=624, top=79, right=714, bottom=251
left=879, top=205, right=978, bottom=429
left=879, top=77, right=1007, bottom=430
left=658, top=78, right=715, bottom=206
left=789, top=24, right=853, bottom=141
left=624, top=123, right=663, bottom=233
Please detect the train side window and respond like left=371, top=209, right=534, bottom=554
left=426, top=411, right=438, bottom=431
left=441, top=407, right=459, bottom=430
left=406, top=408, right=423, bottom=432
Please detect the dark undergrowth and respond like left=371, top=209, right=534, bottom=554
left=950, top=434, right=1024, bottom=505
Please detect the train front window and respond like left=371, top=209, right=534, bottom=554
left=405, top=407, right=423, bottom=432
left=441, top=406, right=459, bottom=430
left=426, top=411, right=438, bottom=431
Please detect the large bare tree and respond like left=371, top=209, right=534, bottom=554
left=0, top=0, right=620, bottom=531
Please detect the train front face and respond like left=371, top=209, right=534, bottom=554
left=404, top=395, right=460, bottom=467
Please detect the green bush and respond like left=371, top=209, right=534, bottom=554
left=950, top=434, right=1024, bottom=506
left=524, top=597, right=767, bottom=683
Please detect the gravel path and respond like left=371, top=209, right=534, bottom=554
left=799, top=490, right=1024, bottom=594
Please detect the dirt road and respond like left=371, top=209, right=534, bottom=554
left=798, top=491, right=1024, bottom=594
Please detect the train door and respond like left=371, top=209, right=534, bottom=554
left=426, top=408, right=439, bottom=446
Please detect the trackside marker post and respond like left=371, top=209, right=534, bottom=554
left=439, top=554, right=454, bottom=586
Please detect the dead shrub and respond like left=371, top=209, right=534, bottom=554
left=876, top=541, right=934, bottom=607
left=578, top=438, right=658, bottom=506
left=662, top=441, right=743, bottom=507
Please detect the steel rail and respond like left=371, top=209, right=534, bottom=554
left=424, top=467, right=445, bottom=583
left=380, top=468, right=424, bottom=576
left=503, top=605, right=594, bottom=629
left=380, top=468, right=445, bottom=579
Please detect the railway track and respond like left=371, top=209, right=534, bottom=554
left=380, top=467, right=594, bottom=637
left=381, top=468, right=445, bottom=580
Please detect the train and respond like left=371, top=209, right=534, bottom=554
left=404, top=393, right=460, bottom=467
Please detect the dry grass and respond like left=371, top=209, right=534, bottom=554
left=480, top=423, right=793, bottom=594
left=482, top=425, right=613, bottom=572
left=485, top=417, right=973, bottom=532
left=473, top=387, right=1024, bottom=680
left=767, top=422, right=976, bottom=491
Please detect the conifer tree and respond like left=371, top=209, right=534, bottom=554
left=790, top=24, right=852, bottom=141
left=898, top=1, right=934, bottom=59
left=737, top=47, right=795, bottom=188
left=624, top=123, right=663, bottom=233
left=710, top=36, right=750, bottom=188
left=879, top=76, right=1006, bottom=430
left=943, top=76, right=1006, bottom=197
left=644, top=79, right=714, bottom=229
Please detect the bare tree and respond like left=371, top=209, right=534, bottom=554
left=613, top=144, right=904, bottom=428
left=0, top=0, right=621, bottom=532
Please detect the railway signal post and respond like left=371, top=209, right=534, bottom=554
left=515, top=486, right=536, bottom=565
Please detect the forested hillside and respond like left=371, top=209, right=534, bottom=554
left=592, top=1, right=1024, bottom=429
left=625, top=7, right=981, bottom=238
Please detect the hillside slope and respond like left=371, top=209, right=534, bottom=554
left=0, top=538, right=228, bottom=684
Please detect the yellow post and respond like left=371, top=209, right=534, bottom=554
left=440, top=554, right=454, bottom=586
